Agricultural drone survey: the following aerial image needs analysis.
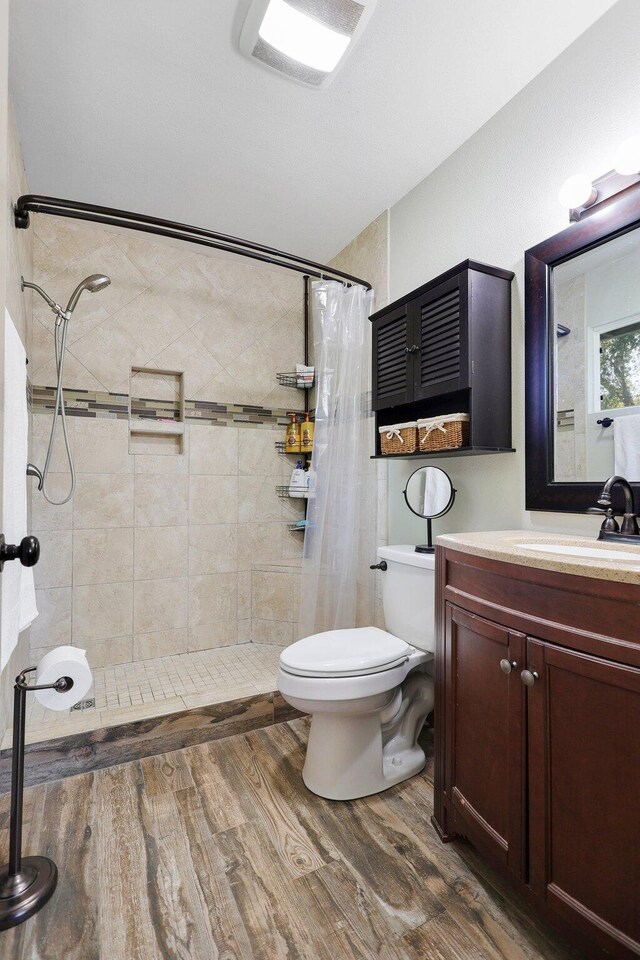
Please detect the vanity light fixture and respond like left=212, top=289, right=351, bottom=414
left=558, top=174, right=598, bottom=211
left=239, top=0, right=377, bottom=87
left=613, top=134, right=640, bottom=176
left=559, top=135, right=640, bottom=224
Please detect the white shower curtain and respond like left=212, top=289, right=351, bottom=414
left=299, top=280, right=376, bottom=637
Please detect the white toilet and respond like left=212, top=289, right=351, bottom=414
left=278, top=545, right=435, bottom=800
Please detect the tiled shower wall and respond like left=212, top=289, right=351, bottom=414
left=28, top=216, right=306, bottom=667
left=29, top=216, right=305, bottom=404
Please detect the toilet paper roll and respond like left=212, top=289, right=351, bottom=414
left=34, top=645, right=92, bottom=711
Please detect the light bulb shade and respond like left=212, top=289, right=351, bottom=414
left=558, top=174, right=597, bottom=210
left=240, top=0, right=377, bottom=87
left=613, top=135, right=640, bottom=176
left=259, top=0, right=350, bottom=72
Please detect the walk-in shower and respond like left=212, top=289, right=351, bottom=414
left=22, top=274, right=111, bottom=504
left=8, top=195, right=375, bottom=757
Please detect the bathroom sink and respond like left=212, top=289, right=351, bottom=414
left=520, top=542, right=640, bottom=564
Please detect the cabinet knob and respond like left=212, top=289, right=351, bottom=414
left=520, top=669, right=539, bottom=687
left=499, top=659, right=517, bottom=675
left=405, top=345, right=419, bottom=354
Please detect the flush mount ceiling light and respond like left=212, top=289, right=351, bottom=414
left=240, top=0, right=377, bottom=88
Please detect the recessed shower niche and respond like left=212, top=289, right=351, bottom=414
left=129, top=366, right=185, bottom=455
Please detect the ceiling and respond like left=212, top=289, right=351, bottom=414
left=10, top=0, right=617, bottom=262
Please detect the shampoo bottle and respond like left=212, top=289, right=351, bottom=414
left=306, top=463, right=315, bottom=499
left=289, top=460, right=307, bottom=498
left=285, top=412, right=301, bottom=453
left=300, top=412, right=314, bottom=453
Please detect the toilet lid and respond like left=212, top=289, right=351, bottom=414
left=279, top=627, right=412, bottom=678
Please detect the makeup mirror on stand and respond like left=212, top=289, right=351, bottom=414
left=403, top=465, right=456, bottom=554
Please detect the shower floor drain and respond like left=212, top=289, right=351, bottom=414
left=70, top=698, right=96, bottom=712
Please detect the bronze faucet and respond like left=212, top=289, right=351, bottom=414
left=591, top=475, right=640, bottom=541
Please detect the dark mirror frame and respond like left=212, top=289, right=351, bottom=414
left=525, top=179, right=640, bottom=513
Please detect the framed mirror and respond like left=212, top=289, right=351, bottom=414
left=403, top=465, right=456, bottom=553
left=525, top=178, right=640, bottom=512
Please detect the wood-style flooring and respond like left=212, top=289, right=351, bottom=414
left=0, top=719, right=581, bottom=960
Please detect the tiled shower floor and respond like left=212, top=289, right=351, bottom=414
left=3, top=643, right=284, bottom=748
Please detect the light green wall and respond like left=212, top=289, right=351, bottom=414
left=387, top=0, right=640, bottom=544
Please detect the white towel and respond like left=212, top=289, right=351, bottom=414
left=1, top=311, right=38, bottom=671
left=423, top=467, right=452, bottom=517
left=613, top=413, right=640, bottom=480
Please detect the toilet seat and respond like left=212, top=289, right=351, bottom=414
left=279, top=627, right=411, bottom=678
left=278, top=653, right=424, bottom=703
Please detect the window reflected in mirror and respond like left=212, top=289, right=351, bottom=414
left=554, top=226, right=640, bottom=481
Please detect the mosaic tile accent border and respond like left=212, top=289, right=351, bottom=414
left=32, top=385, right=129, bottom=419
left=31, top=384, right=305, bottom=428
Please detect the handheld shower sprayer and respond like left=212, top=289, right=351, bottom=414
left=65, top=274, right=111, bottom=313
left=22, top=273, right=111, bottom=320
left=22, top=273, right=111, bottom=505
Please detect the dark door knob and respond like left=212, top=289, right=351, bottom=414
left=0, top=535, right=40, bottom=571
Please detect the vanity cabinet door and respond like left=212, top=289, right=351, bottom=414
left=371, top=302, right=415, bottom=410
left=527, top=638, right=640, bottom=958
left=445, top=604, right=527, bottom=877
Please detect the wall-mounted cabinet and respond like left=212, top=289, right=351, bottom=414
left=370, top=260, right=515, bottom=457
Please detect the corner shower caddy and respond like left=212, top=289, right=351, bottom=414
left=273, top=282, right=314, bottom=530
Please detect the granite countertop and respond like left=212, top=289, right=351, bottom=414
left=436, top=529, right=640, bottom=585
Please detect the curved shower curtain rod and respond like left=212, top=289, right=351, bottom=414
left=14, top=195, right=372, bottom=290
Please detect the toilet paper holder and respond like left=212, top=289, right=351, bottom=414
left=0, top=666, right=73, bottom=930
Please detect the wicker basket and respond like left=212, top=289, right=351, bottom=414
left=378, top=421, right=418, bottom=455
left=417, top=413, right=469, bottom=452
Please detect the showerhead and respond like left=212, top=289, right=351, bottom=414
left=85, top=274, right=111, bottom=293
left=66, top=274, right=111, bottom=313
left=22, top=273, right=111, bottom=318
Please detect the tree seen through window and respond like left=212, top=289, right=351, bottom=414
left=600, top=321, right=640, bottom=410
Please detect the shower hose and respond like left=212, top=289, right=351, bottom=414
left=41, top=313, right=75, bottom=505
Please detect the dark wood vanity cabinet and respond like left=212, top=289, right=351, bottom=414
left=445, top=606, right=527, bottom=878
left=370, top=260, right=514, bottom=456
left=435, top=547, right=640, bottom=960
left=527, top=639, right=640, bottom=953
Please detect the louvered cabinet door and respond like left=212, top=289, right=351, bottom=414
left=413, top=275, right=469, bottom=401
left=372, top=303, right=414, bottom=410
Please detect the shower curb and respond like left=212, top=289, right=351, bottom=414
left=0, top=690, right=302, bottom=794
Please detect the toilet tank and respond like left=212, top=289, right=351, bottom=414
left=377, top=545, right=436, bottom=652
